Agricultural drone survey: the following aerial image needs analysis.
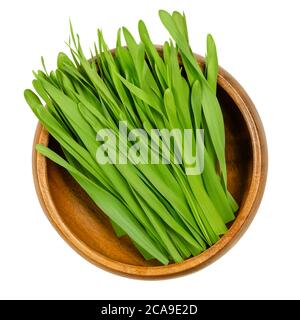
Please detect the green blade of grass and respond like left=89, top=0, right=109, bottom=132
left=36, top=144, right=169, bottom=265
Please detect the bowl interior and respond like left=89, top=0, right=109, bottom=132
left=43, top=82, right=253, bottom=268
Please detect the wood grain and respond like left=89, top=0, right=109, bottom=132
left=32, top=49, right=268, bottom=279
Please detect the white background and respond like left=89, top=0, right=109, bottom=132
left=0, top=0, right=299, bottom=300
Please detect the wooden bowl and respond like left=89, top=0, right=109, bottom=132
left=32, top=49, right=268, bottom=279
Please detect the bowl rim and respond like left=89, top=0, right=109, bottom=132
left=32, top=48, right=268, bottom=279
